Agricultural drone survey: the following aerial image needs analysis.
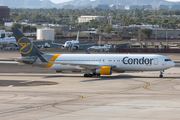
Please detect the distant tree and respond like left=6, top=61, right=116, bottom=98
left=161, top=11, right=169, bottom=15
left=135, top=22, right=142, bottom=25
left=11, top=23, right=21, bottom=29
left=173, top=10, right=180, bottom=15
left=104, top=26, right=114, bottom=34
left=36, top=23, right=42, bottom=26
left=167, top=21, right=175, bottom=25
left=140, top=28, right=153, bottom=38
left=55, top=28, right=62, bottom=35
left=24, top=25, right=31, bottom=32
left=76, top=24, right=81, bottom=28
left=11, top=12, right=19, bottom=19
left=0, top=26, right=6, bottom=30
left=57, top=13, right=63, bottom=18
left=163, top=19, right=169, bottom=24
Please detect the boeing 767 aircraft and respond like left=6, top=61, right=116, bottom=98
left=12, top=28, right=175, bottom=78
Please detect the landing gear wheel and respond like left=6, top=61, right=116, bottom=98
left=88, top=74, right=92, bottom=77
left=84, top=74, right=88, bottom=77
left=97, top=73, right=101, bottom=77
left=84, top=74, right=92, bottom=77
left=159, top=75, right=163, bottom=78
left=92, top=73, right=97, bottom=76
left=56, top=70, right=62, bottom=73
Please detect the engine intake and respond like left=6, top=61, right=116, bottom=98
left=96, top=66, right=112, bottom=75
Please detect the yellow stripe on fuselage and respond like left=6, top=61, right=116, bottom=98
left=44, top=54, right=61, bottom=68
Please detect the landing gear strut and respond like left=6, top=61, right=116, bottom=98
left=159, top=70, right=164, bottom=78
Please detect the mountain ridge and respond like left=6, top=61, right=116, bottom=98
left=0, top=0, right=176, bottom=8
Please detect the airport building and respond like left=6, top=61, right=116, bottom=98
left=170, top=5, right=180, bottom=10
left=78, top=16, right=104, bottom=23
left=129, top=5, right=141, bottom=10
left=113, top=25, right=180, bottom=39
left=109, top=4, right=116, bottom=10
left=116, top=4, right=125, bottom=10
left=151, top=29, right=180, bottom=38
left=129, top=5, right=152, bottom=10
left=159, top=5, right=169, bottom=9
left=0, top=6, right=10, bottom=21
left=121, top=26, right=141, bottom=37
left=142, top=5, right=152, bottom=10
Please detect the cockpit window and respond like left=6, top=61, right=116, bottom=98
left=165, top=59, right=172, bottom=62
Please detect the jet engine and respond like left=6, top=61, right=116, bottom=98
left=96, top=66, right=112, bottom=75
left=74, top=45, right=79, bottom=49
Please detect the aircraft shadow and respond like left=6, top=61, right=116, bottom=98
left=44, top=75, right=178, bottom=82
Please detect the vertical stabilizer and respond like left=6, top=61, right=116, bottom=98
left=12, top=28, right=43, bottom=57
left=76, top=31, right=79, bottom=41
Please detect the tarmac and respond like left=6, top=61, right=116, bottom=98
left=0, top=50, right=180, bottom=120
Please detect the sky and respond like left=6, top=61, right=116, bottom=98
left=50, top=0, right=71, bottom=4
left=50, top=0, right=180, bottom=4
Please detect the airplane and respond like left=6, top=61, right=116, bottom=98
left=0, top=25, right=24, bottom=45
left=12, top=28, right=175, bottom=78
left=52, top=31, right=80, bottom=50
left=0, top=37, right=17, bottom=45
left=88, top=44, right=112, bottom=51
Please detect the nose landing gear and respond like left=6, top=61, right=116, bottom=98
left=159, top=70, right=164, bottom=78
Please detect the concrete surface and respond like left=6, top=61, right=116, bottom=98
left=0, top=51, right=179, bottom=120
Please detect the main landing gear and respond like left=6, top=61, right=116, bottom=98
left=159, top=70, right=164, bottom=78
left=84, top=69, right=101, bottom=77
left=84, top=73, right=101, bottom=77
left=56, top=70, right=62, bottom=73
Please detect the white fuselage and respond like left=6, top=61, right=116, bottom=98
left=89, top=44, right=111, bottom=50
left=42, top=54, right=175, bottom=71
left=0, top=37, right=16, bottom=44
left=63, top=40, right=79, bottom=48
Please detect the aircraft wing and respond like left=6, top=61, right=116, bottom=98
left=52, top=62, right=117, bottom=69
left=51, top=42, right=64, bottom=45
left=15, top=58, right=36, bottom=62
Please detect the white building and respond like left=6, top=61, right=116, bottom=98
left=78, top=16, right=104, bottom=23
left=116, top=4, right=125, bottom=10
left=128, top=24, right=159, bottom=29
left=37, top=28, right=55, bottom=41
left=4, top=22, right=28, bottom=28
left=159, top=5, right=169, bottom=9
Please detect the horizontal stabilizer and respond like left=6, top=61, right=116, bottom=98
left=84, top=47, right=91, bottom=54
left=15, top=58, right=36, bottom=62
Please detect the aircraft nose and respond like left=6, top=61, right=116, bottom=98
left=172, top=61, right=175, bottom=67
